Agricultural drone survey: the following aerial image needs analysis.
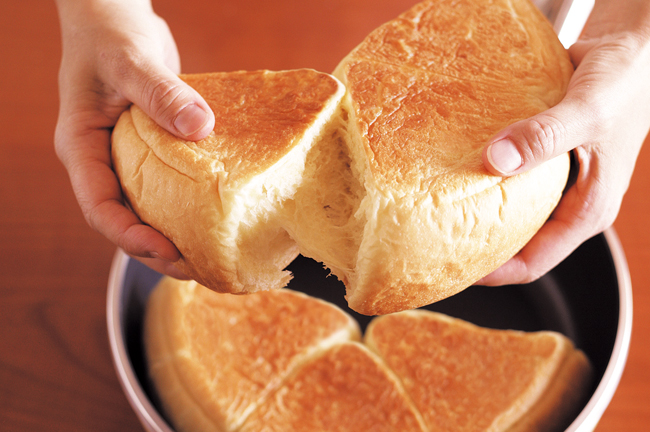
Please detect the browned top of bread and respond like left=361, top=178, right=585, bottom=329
left=240, top=343, right=427, bottom=432
left=125, top=69, right=342, bottom=188
left=365, top=310, right=593, bottom=432
left=333, top=0, right=572, bottom=193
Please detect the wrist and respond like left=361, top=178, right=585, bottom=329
left=55, top=0, right=154, bottom=30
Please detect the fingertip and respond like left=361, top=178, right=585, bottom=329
left=474, top=257, right=528, bottom=286
left=150, top=245, right=182, bottom=263
left=484, top=138, right=523, bottom=176
left=122, top=223, right=181, bottom=263
left=132, top=255, right=191, bottom=280
left=120, top=65, right=215, bottom=142
left=173, top=102, right=214, bottom=140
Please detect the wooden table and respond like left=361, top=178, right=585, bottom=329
left=1, top=1, right=648, bottom=430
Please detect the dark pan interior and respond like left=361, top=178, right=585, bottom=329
left=119, top=233, right=620, bottom=429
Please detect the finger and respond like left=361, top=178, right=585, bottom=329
left=477, top=147, right=618, bottom=286
left=56, top=125, right=181, bottom=263
left=475, top=197, right=588, bottom=286
left=482, top=93, right=595, bottom=177
left=131, top=255, right=191, bottom=280
left=475, top=216, right=583, bottom=286
left=115, top=61, right=215, bottom=141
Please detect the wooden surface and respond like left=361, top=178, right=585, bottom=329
left=0, top=0, right=648, bottom=430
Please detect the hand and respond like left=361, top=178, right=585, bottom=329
left=54, top=0, right=215, bottom=278
left=479, top=0, right=650, bottom=285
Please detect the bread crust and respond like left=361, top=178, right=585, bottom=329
left=144, top=278, right=361, bottom=432
left=239, top=343, right=428, bottom=432
left=364, top=310, right=593, bottom=432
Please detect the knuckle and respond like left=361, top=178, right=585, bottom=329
left=99, top=41, right=187, bottom=123
left=519, top=116, right=565, bottom=161
left=76, top=194, right=104, bottom=234
left=573, top=183, right=620, bottom=236
left=141, top=78, right=184, bottom=121
left=100, top=40, right=142, bottom=82
left=53, top=125, right=67, bottom=164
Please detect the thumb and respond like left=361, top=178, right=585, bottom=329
left=119, top=64, right=215, bottom=141
left=482, top=96, right=592, bottom=176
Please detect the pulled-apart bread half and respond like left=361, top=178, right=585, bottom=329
left=112, top=0, right=573, bottom=315
left=144, top=277, right=593, bottom=432
left=330, top=0, right=573, bottom=314
left=112, top=69, right=346, bottom=294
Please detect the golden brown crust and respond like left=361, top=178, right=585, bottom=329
left=131, top=71, right=344, bottom=187
left=239, top=343, right=427, bottom=432
left=333, top=0, right=572, bottom=192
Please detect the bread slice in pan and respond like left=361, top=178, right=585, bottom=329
left=144, top=277, right=360, bottom=432
left=364, top=310, right=593, bottom=432
left=239, top=342, right=427, bottom=432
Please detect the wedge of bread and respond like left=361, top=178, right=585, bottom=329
left=112, top=69, right=346, bottom=294
left=365, top=310, right=594, bottom=432
left=144, top=277, right=360, bottom=432
left=330, top=0, right=572, bottom=314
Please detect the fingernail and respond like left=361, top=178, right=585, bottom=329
left=173, top=103, right=209, bottom=137
left=151, top=251, right=177, bottom=263
left=487, top=139, right=522, bottom=175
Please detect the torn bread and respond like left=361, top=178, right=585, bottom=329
left=112, top=69, right=346, bottom=294
left=113, top=0, right=573, bottom=315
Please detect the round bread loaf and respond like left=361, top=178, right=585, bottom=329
left=112, top=0, right=573, bottom=315
left=144, top=276, right=593, bottom=432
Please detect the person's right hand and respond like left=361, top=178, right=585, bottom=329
left=479, top=0, right=650, bottom=286
left=54, top=0, right=215, bottom=278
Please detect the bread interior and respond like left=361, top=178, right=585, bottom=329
left=284, top=106, right=366, bottom=284
left=230, top=90, right=361, bottom=290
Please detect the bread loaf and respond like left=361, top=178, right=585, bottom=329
left=112, top=0, right=573, bottom=315
left=144, top=276, right=592, bottom=432
left=330, top=0, right=572, bottom=314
